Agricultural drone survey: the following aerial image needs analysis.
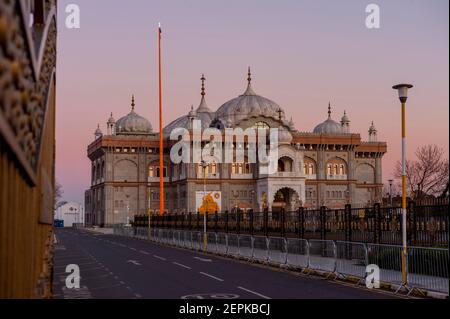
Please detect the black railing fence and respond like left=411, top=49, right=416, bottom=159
left=133, top=202, right=449, bottom=247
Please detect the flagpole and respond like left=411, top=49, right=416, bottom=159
left=158, top=23, right=165, bottom=216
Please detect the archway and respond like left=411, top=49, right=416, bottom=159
left=271, top=187, right=300, bottom=216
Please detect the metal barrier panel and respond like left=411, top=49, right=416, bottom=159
left=407, top=246, right=449, bottom=294
left=268, top=237, right=287, bottom=265
left=308, top=240, right=336, bottom=273
left=181, top=230, right=192, bottom=249
left=238, top=235, right=253, bottom=259
left=173, top=230, right=182, bottom=247
left=366, top=244, right=403, bottom=285
left=150, top=227, right=158, bottom=241
left=166, top=229, right=174, bottom=245
left=191, top=231, right=203, bottom=251
left=253, top=236, right=268, bottom=262
left=156, top=229, right=164, bottom=243
left=206, top=233, right=218, bottom=254
left=216, top=233, right=228, bottom=254
left=227, top=234, right=239, bottom=257
left=286, top=238, right=308, bottom=269
left=335, top=241, right=367, bottom=279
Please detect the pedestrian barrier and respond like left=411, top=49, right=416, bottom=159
left=253, top=236, right=268, bottom=262
left=227, top=234, right=239, bottom=257
left=366, top=243, right=403, bottom=286
left=206, top=233, right=218, bottom=254
left=286, top=238, right=309, bottom=269
left=308, top=240, right=336, bottom=273
left=216, top=233, right=228, bottom=255
left=406, top=246, right=449, bottom=294
left=191, top=231, right=203, bottom=251
left=238, top=235, right=253, bottom=259
left=114, top=226, right=449, bottom=295
left=335, top=241, right=368, bottom=281
left=268, top=237, right=287, bottom=265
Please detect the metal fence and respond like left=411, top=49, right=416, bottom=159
left=114, top=225, right=449, bottom=295
left=134, top=201, right=449, bottom=247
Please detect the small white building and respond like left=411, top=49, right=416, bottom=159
left=56, top=202, right=84, bottom=227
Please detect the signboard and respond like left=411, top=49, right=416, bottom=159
left=196, top=191, right=221, bottom=214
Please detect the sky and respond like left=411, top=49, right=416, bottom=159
left=56, top=0, right=449, bottom=204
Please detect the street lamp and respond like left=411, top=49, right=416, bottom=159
left=388, top=179, right=393, bottom=207
left=392, top=83, right=413, bottom=289
left=200, top=159, right=209, bottom=251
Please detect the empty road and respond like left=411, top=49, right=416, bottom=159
left=53, top=228, right=400, bottom=299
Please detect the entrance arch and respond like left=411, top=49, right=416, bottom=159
left=271, top=187, right=300, bottom=212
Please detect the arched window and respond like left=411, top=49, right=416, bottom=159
left=326, top=158, right=347, bottom=178
left=278, top=156, right=293, bottom=172
left=231, top=158, right=252, bottom=175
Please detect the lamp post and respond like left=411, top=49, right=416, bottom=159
left=388, top=179, right=393, bottom=207
left=200, top=160, right=209, bottom=251
left=392, top=83, right=413, bottom=288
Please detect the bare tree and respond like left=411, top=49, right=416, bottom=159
left=54, top=181, right=64, bottom=210
left=394, top=145, right=449, bottom=201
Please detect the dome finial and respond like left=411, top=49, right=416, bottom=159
left=201, top=74, right=206, bottom=97
left=328, top=102, right=332, bottom=119
left=242, top=67, right=256, bottom=96
left=131, top=94, right=136, bottom=111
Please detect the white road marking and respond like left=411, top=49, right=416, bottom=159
left=199, top=272, right=224, bottom=282
left=153, top=255, right=167, bottom=261
left=194, top=257, right=213, bottom=262
left=129, top=247, right=137, bottom=251
left=119, top=244, right=126, bottom=247
left=127, top=260, right=141, bottom=266
left=173, top=262, right=191, bottom=270
left=237, top=286, right=271, bottom=299
left=140, top=250, right=149, bottom=255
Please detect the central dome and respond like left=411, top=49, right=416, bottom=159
left=214, top=69, right=284, bottom=127
left=313, top=104, right=343, bottom=134
left=116, top=96, right=153, bottom=135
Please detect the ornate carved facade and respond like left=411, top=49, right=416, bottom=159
left=0, top=0, right=56, bottom=298
left=86, top=71, right=386, bottom=226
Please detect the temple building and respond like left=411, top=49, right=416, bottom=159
left=85, top=70, right=386, bottom=226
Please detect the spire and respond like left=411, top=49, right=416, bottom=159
left=197, top=74, right=211, bottom=112
left=201, top=74, right=206, bottom=97
left=328, top=102, right=332, bottom=119
left=242, top=66, right=256, bottom=96
left=131, top=94, right=135, bottom=111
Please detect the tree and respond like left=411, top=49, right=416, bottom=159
left=394, top=145, right=449, bottom=201
left=54, top=182, right=65, bottom=210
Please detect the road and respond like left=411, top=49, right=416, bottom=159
left=53, top=228, right=400, bottom=299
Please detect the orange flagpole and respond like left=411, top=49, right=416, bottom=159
left=158, top=23, right=165, bottom=216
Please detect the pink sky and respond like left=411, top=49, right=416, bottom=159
left=56, top=0, right=449, bottom=204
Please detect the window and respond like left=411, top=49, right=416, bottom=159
left=149, top=166, right=167, bottom=177
left=231, top=158, right=252, bottom=175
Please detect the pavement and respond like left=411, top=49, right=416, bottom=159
left=53, top=228, right=404, bottom=299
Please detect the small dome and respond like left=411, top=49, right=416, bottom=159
left=369, top=121, right=377, bottom=133
left=278, top=126, right=293, bottom=144
left=116, top=96, right=152, bottom=135
left=313, top=104, right=343, bottom=134
left=94, top=124, right=103, bottom=138
left=107, top=113, right=115, bottom=124
left=214, top=68, right=284, bottom=127
left=341, top=111, right=350, bottom=124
